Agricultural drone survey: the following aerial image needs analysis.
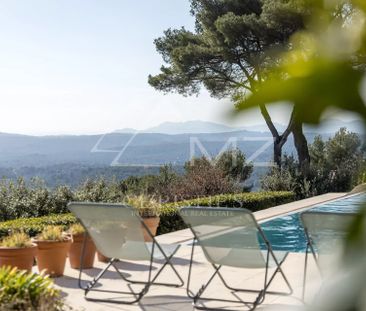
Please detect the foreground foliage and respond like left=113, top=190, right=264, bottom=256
left=235, top=1, right=366, bottom=310
left=0, top=267, right=66, bottom=310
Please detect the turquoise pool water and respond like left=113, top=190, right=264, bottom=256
left=260, top=193, right=366, bottom=252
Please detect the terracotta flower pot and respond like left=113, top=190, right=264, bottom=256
left=34, top=238, right=71, bottom=277
left=0, top=244, right=37, bottom=272
left=97, top=251, right=110, bottom=263
left=142, top=216, right=160, bottom=242
left=68, top=233, right=96, bottom=269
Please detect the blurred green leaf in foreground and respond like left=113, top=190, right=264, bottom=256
left=236, top=0, right=366, bottom=124
left=236, top=1, right=366, bottom=310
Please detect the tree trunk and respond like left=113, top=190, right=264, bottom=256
left=259, top=104, right=293, bottom=169
left=273, top=137, right=283, bottom=168
left=292, top=121, right=310, bottom=175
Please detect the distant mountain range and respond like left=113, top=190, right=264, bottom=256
left=0, top=119, right=363, bottom=189
left=0, top=128, right=295, bottom=189
left=115, top=119, right=364, bottom=135
left=115, top=120, right=241, bottom=134
left=0, top=129, right=274, bottom=168
left=0, top=119, right=362, bottom=169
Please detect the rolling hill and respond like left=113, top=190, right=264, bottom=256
left=0, top=119, right=360, bottom=188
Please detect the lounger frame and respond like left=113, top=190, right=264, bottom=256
left=300, top=211, right=356, bottom=300
left=68, top=202, right=184, bottom=304
left=181, top=207, right=293, bottom=311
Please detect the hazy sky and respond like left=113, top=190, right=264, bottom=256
left=0, top=1, right=357, bottom=135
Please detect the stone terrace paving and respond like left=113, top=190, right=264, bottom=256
left=41, top=193, right=346, bottom=311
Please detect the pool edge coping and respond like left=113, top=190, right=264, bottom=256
left=255, top=192, right=350, bottom=223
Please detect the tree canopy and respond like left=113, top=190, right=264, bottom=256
left=149, top=0, right=306, bottom=98
left=149, top=0, right=311, bottom=169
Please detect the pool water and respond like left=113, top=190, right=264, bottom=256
left=260, top=193, right=366, bottom=252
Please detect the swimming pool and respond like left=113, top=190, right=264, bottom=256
left=260, top=193, right=366, bottom=252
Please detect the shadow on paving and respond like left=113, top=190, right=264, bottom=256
left=138, top=295, right=193, bottom=311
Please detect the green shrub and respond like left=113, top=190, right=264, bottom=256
left=170, top=157, right=239, bottom=201
left=0, top=214, right=77, bottom=239
left=74, top=178, right=126, bottom=203
left=0, top=191, right=295, bottom=238
left=0, top=266, right=66, bottom=310
left=262, top=129, right=364, bottom=198
left=157, top=191, right=295, bottom=234
left=261, top=168, right=296, bottom=192
left=162, top=191, right=295, bottom=210
left=0, top=178, right=74, bottom=222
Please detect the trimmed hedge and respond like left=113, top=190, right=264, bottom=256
left=0, top=191, right=295, bottom=238
left=157, top=191, right=295, bottom=234
left=0, top=214, right=78, bottom=238
left=163, top=191, right=295, bottom=210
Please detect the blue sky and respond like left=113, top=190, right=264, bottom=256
left=0, top=0, right=352, bottom=135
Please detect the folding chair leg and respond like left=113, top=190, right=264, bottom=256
left=262, top=252, right=293, bottom=296
left=254, top=252, right=293, bottom=305
left=186, top=237, right=197, bottom=299
left=77, top=238, right=183, bottom=304
left=78, top=258, right=150, bottom=304
left=111, top=255, right=184, bottom=288
left=194, top=264, right=223, bottom=302
left=302, top=240, right=321, bottom=303
left=146, top=246, right=184, bottom=287
left=186, top=240, right=293, bottom=311
left=186, top=240, right=262, bottom=310
left=77, top=236, right=156, bottom=305
left=302, top=243, right=310, bottom=301
left=217, top=252, right=292, bottom=297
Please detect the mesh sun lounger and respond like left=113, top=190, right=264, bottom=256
left=179, top=206, right=293, bottom=310
left=300, top=211, right=356, bottom=300
left=68, top=202, right=184, bottom=304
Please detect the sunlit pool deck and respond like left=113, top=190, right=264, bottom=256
left=47, top=192, right=348, bottom=310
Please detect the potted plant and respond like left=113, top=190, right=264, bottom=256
left=33, top=226, right=71, bottom=277
left=126, top=195, right=161, bottom=242
left=68, top=224, right=96, bottom=269
left=0, top=232, right=37, bottom=272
